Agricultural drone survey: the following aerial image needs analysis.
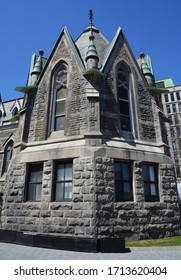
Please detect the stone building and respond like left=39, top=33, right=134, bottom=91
left=156, top=78, right=181, bottom=199
left=0, top=12, right=180, bottom=250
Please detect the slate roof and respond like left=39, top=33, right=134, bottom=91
left=75, top=25, right=109, bottom=68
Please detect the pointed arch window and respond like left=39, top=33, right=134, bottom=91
left=2, top=141, right=13, bottom=175
left=117, top=64, right=131, bottom=131
left=12, top=107, right=19, bottom=116
left=52, top=63, right=68, bottom=131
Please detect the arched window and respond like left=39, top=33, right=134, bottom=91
left=12, top=107, right=19, bottom=116
left=2, top=141, right=13, bottom=175
left=117, top=64, right=131, bottom=131
left=52, top=63, right=68, bottom=131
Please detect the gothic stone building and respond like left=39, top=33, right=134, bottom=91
left=0, top=17, right=180, bottom=249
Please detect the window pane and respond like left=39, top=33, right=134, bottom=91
left=57, top=88, right=67, bottom=100
left=27, top=164, right=43, bottom=201
left=120, top=115, right=131, bottom=131
left=120, top=100, right=129, bottom=115
left=176, top=92, right=180, bottom=100
left=55, top=182, right=64, bottom=201
left=114, top=161, right=132, bottom=202
left=143, top=165, right=149, bottom=181
left=35, top=184, right=42, bottom=201
left=56, top=100, right=65, bottom=115
left=30, top=170, right=42, bottom=183
left=65, top=163, right=72, bottom=180
left=150, top=183, right=157, bottom=195
left=170, top=93, right=174, bottom=101
left=64, top=182, right=72, bottom=200
left=123, top=182, right=132, bottom=200
left=122, top=163, right=130, bottom=180
left=166, top=105, right=170, bottom=114
left=27, top=183, right=36, bottom=201
left=55, top=116, right=65, bottom=131
left=118, top=86, right=128, bottom=100
left=114, top=162, right=121, bottom=180
left=54, top=162, right=73, bottom=201
left=56, top=164, right=64, bottom=181
left=164, top=94, right=168, bottom=102
left=149, top=165, right=155, bottom=181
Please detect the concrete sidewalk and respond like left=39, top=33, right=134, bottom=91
left=0, top=242, right=181, bottom=260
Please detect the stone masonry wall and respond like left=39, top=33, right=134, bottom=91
left=27, top=35, right=89, bottom=142
left=1, top=157, right=96, bottom=237
left=101, top=38, right=156, bottom=142
left=95, top=157, right=180, bottom=240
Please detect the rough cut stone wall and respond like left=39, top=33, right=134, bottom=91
left=1, top=157, right=96, bottom=237
left=101, top=39, right=156, bottom=142
left=27, top=35, right=88, bottom=142
left=95, top=157, right=180, bottom=240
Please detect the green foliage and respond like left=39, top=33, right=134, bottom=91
left=126, top=236, right=181, bottom=247
left=162, top=115, right=172, bottom=124
left=15, top=86, right=38, bottom=94
left=147, top=87, right=169, bottom=95
left=83, top=68, right=103, bottom=80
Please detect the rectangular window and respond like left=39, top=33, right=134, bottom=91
left=170, top=93, right=174, bottom=101
left=176, top=92, right=180, bottom=100
left=54, top=161, right=73, bottom=201
left=164, top=94, right=169, bottom=102
left=166, top=104, right=171, bottom=114
left=114, top=161, right=133, bottom=201
left=172, top=141, right=177, bottom=150
left=178, top=103, right=181, bottom=112
left=170, top=127, right=175, bottom=138
left=26, top=164, right=43, bottom=201
left=172, top=104, right=177, bottom=113
left=177, top=127, right=181, bottom=137
left=143, top=164, right=159, bottom=202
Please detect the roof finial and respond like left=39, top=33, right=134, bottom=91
left=89, top=9, right=93, bottom=25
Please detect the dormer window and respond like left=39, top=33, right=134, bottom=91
left=117, top=64, right=131, bottom=131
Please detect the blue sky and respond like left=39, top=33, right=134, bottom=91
left=0, top=0, right=181, bottom=101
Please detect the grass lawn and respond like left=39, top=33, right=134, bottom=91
left=126, top=236, right=181, bottom=247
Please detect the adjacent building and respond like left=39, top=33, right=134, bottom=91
left=0, top=12, right=180, bottom=248
left=156, top=78, right=181, bottom=199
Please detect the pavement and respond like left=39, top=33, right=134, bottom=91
left=0, top=242, right=181, bottom=260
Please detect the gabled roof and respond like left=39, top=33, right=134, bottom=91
left=37, top=26, right=85, bottom=84
left=101, top=27, right=122, bottom=71
left=100, top=27, right=146, bottom=83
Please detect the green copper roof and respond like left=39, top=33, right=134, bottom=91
left=31, top=50, right=44, bottom=75
left=85, top=27, right=99, bottom=63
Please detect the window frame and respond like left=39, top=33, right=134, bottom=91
left=26, top=163, right=43, bottom=202
left=54, top=87, right=67, bottom=131
left=51, top=62, right=68, bottom=132
left=117, top=64, right=132, bottom=132
left=53, top=161, right=73, bottom=202
left=114, top=161, right=133, bottom=202
left=143, top=163, right=159, bottom=202
left=2, top=141, right=13, bottom=175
